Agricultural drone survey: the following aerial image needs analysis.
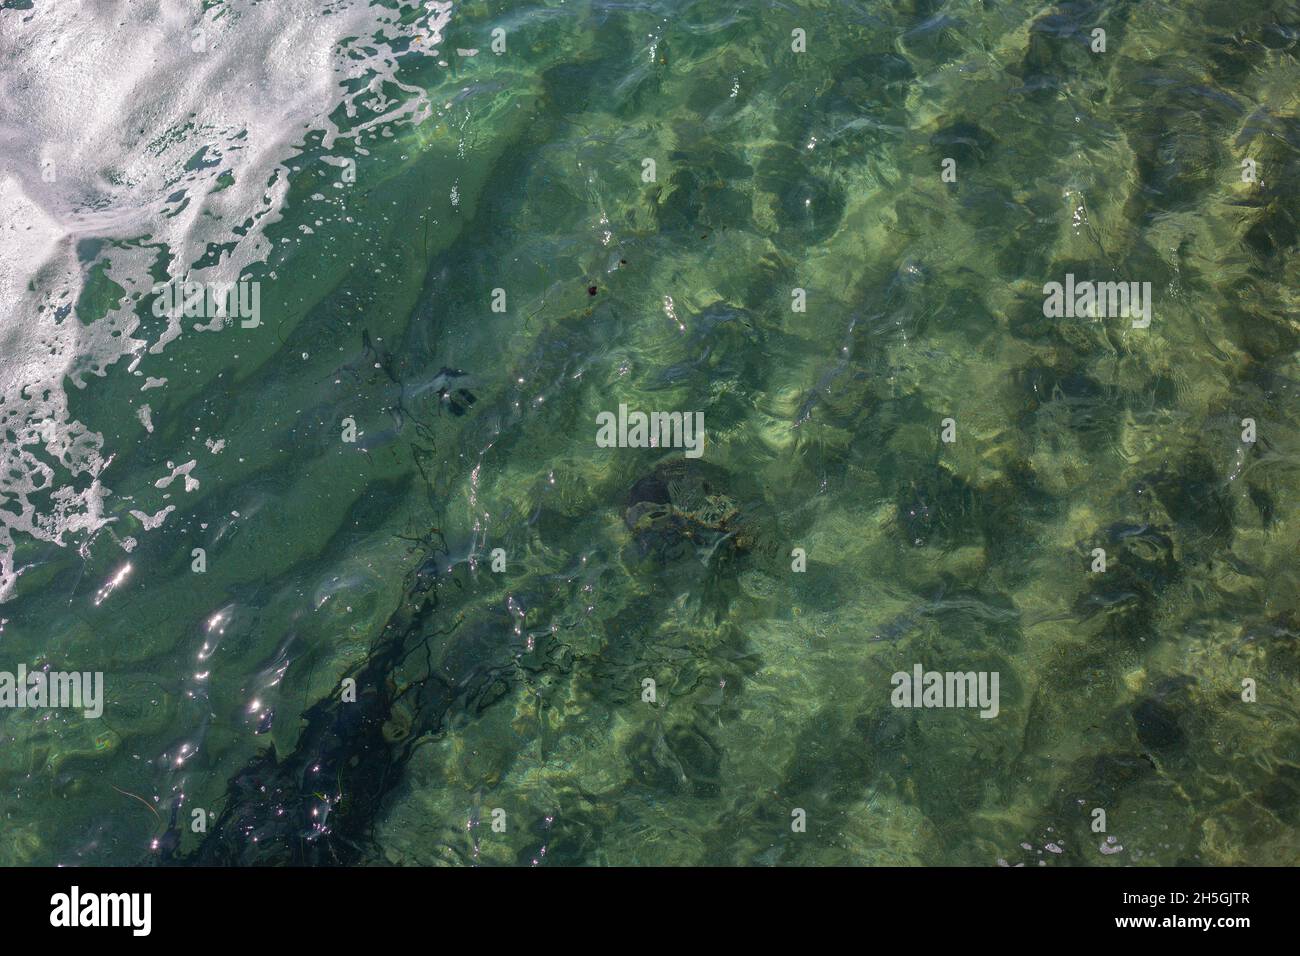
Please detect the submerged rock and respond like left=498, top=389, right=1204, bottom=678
left=623, top=457, right=779, bottom=570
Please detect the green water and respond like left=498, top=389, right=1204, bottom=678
left=1, top=0, right=1298, bottom=866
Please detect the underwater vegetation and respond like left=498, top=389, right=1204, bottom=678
left=0, top=0, right=1296, bottom=869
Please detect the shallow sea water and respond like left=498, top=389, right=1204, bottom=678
left=0, top=0, right=1297, bottom=866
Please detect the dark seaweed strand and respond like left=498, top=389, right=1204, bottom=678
left=158, top=568, right=494, bottom=866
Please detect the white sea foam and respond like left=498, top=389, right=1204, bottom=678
left=0, top=0, right=454, bottom=601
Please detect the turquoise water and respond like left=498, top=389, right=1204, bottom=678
left=0, top=0, right=1297, bottom=866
